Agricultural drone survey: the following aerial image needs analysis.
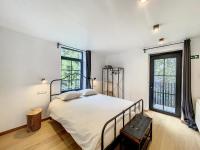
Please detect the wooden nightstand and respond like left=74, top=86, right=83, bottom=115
left=27, top=108, right=42, bottom=132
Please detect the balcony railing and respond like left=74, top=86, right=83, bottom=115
left=153, top=82, right=176, bottom=113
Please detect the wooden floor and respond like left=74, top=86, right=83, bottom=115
left=146, top=111, right=200, bottom=150
left=0, top=111, right=200, bottom=150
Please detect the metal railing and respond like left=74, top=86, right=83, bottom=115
left=153, top=82, right=176, bottom=108
left=101, top=99, right=143, bottom=150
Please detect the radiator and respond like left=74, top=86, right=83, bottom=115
left=196, top=99, right=200, bottom=131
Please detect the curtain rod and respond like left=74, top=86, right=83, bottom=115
left=57, top=42, right=86, bottom=52
left=143, top=41, right=184, bottom=53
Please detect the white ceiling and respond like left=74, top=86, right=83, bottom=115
left=0, top=0, right=200, bottom=52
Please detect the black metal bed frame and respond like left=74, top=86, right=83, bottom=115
left=50, top=74, right=143, bottom=150
left=101, top=99, right=143, bottom=150
left=50, top=73, right=94, bottom=102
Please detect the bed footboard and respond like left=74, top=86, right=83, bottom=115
left=101, top=99, right=144, bottom=150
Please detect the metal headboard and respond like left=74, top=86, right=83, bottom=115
left=50, top=73, right=95, bottom=102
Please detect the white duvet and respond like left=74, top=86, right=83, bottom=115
left=48, top=94, right=138, bottom=150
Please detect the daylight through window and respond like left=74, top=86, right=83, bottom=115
left=61, top=47, right=83, bottom=91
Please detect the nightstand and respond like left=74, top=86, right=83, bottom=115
left=27, top=108, right=42, bottom=132
left=120, top=114, right=152, bottom=150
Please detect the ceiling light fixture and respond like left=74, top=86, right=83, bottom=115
left=159, top=38, right=165, bottom=44
left=140, top=0, right=148, bottom=3
left=153, top=24, right=160, bottom=33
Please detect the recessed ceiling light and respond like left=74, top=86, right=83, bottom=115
left=153, top=24, right=160, bottom=33
left=159, top=38, right=165, bottom=44
left=140, top=0, right=148, bottom=3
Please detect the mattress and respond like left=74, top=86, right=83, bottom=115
left=48, top=94, right=139, bottom=150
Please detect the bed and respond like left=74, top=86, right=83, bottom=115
left=48, top=74, right=143, bottom=150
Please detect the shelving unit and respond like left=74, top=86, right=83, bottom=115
left=102, top=65, right=124, bottom=98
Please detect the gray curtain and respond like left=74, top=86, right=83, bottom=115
left=182, top=39, right=198, bottom=131
left=86, top=50, right=91, bottom=88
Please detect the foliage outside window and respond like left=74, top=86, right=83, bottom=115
left=153, top=58, right=176, bottom=107
left=61, top=47, right=83, bottom=91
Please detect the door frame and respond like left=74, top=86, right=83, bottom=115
left=149, top=51, right=182, bottom=117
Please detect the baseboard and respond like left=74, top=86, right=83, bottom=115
left=0, top=117, right=50, bottom=136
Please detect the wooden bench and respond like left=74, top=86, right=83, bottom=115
left=120, top=114, right=152, bottom=150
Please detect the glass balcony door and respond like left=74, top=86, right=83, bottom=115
left=149, top=51, right=182, bottom=117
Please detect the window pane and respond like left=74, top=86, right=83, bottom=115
left=61, top=48, right=82, bottom=59
left=61, top=51, right=82, bottom=91
left=154, top=59, right=164, bottom=75
left=61, top=59, right=71, bottom=78
left=72, top=71, right=80, bottom=79
left=165, top=58, right=176, bottom=76
left=72, top=80, right=80, bottom=89
left=165, top=76, right=176, bottom=84
left=154, top=76, right=163, bottom=92
left=164, top=76, right=176, bottom=94
left=61, top=80, right=71, bottom=91
left=72, top=61, right=81, bottom=71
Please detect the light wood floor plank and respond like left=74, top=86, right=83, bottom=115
left=0, top=111, right=199, bottom=150
left=146, top=111, right=200, bottom=150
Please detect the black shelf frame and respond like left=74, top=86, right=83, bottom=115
left=102, top=66, right=124, bottom=98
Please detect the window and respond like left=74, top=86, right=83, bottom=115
left=61, top=47, right=83, bottom=91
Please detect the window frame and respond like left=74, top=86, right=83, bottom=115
left=61, top=46, right=83, bottom=92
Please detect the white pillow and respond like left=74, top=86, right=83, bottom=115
left=56, top=91, right=81, bottom=101
left=81, top=89, right=98, bottom=96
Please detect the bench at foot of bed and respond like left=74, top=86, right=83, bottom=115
left=120, top=114, right=152, bottom=150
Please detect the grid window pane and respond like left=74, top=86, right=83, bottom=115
left=61, top=48, right=82, bottom=91
left=154, top=59, right=164, bottom=75
left=165, top=58, right=176, bottom=76
left=153, top=57, right=177, bottom=114
left=61, top=48, right=82, bottom=59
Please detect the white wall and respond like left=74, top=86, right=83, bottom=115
left=0, top=27, right=104, bottom=132
left=191, top=37, right=200, bottom=111
left=105, top=39, right=200, bottom=110
left=0, top=27, right=60, bottom=132
left=91, top=52, right=105, bottom=93
left=105, top=50, right=149, bottom=109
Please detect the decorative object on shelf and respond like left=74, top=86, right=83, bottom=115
left=27, top=108, right=42, bottom=132
left=104, top=65, right=113, bottom=69
left=102, top=65, right=124, bottom=98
